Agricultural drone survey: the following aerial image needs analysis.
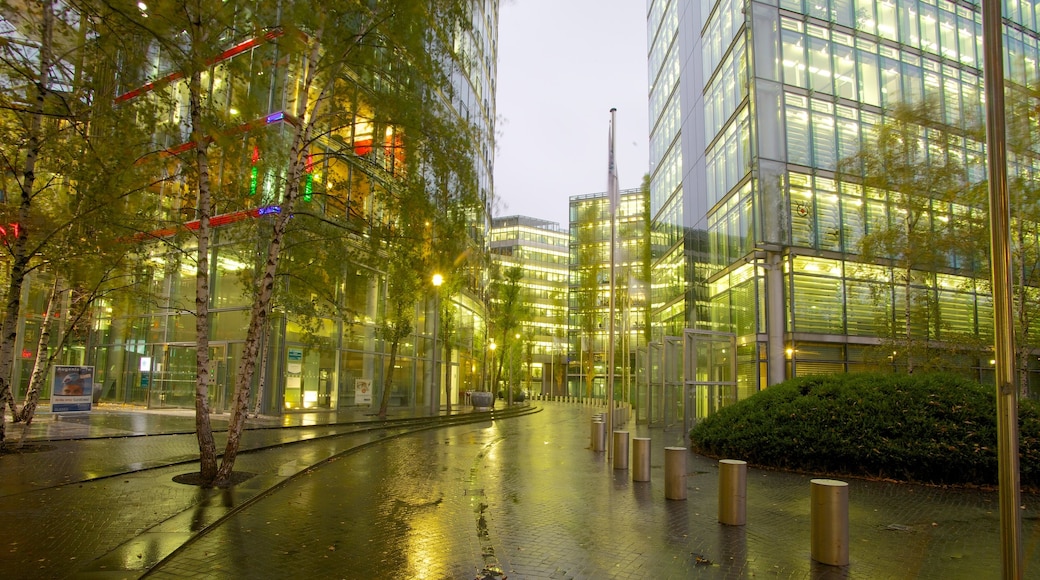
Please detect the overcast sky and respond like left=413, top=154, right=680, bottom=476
left=493, top=0, right=650, bottom=227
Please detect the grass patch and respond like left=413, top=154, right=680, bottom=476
left=689, top=372, right=1040, bottom=487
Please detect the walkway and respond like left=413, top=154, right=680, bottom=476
left=0, top=403, right=1037, bottom=579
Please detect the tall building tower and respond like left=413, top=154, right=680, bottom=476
left=489, top=216, right=570, bottom=396
left=569, top=188, right=650, bottom=402
left=648, top=1, right=1040, bottom=402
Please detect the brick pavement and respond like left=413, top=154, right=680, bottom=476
left=146, top=404, right=1039, bottom=579
left=2, top=403, right=1039, bottom=579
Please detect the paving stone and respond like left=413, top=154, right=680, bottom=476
left=2, top=403, right=1038, bottom=579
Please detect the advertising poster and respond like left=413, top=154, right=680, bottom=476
left=355, top=379, right=372, bottom=405
left=52, top=365, right=94, bottom=413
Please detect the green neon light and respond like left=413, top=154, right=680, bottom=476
left=304, top=174, right=313, bottom=202
left=249, top=166, right=258, bottom=195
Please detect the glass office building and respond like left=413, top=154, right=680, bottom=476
left=648, top=0, right=1040, bottom=401
left=568, top=188, right=650, bottom=400
left=4, top=1, right=499, bottom=414
left=489, top=216, right=570, bottom=396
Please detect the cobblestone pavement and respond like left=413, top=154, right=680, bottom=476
left=0, top=404, right=496, bottom=579
left=2, top=403, right=1039, bottom=579
left=143, top=403, right=1039, bottom=579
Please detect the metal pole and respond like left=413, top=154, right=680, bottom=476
left=632, top=437, right=651, bottom=481
left=431, top=292, right=440, bottom=415
left=613, top=431, right=629, bottom=470
left=981, top=2, right=1023, bottom=577
left=810, top=479, right=849, bottom=566
left=718, top=459, right=747, bottom=526
left=664, top=447, right=687, bottom=500
left=607, top=108, right=618, bottom=460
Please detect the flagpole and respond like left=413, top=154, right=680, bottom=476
left=981, top=1, right=1022, bottom=576
left=607, top=108, right=618, bottom=460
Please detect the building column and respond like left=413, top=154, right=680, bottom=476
left=764, top=249, right=786, bottom=387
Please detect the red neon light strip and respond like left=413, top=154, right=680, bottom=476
left=156, top=111, right=298, bottom=159
left=116, top=29, right=285, bottom=104
left=133, top=206, right=275, bottom=241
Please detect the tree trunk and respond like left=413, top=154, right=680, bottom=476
left=188, top=65, right=218, bottom=484
left=15, top=277, right=62, bottom=445
left=214, top=31, right=326, bottom=484
left=1016, top=219, right=1031, bottom=396
left=903, top=215, right=914, bottom=375
left=252, top=323, right=268, bottom=417
left=377, top=338, right=401, bottom=419
left=0, top=2, right=53, bottom=447
left=903, top=270, right=913, bottom=374
left=16, top=277, right=61, bottom=421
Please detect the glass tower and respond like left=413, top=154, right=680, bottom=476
left=648, top=0, right=1040, bottom=398
left=489, top=216, right=570, bottom=396
left=569, top=188, right=650, bottom=401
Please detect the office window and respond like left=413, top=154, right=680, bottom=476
left=782, top=25, right=807, bottom=88
left=785, top=94, right=811, bottom=166
left=809, top=36, right=834, bottom=95
left=811, top=99, right=836, bottom=170
left=857, top=46, right=880, bottom=107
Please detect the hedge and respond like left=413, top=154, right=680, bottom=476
left=688, top=372, right=1040, bottom=487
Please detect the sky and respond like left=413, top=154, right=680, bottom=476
left=493, top=0, right=650, bottom=227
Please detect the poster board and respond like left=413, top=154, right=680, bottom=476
left=52, top=365, right=94, bottom=413
left=355, top=379, right=372, bottom=405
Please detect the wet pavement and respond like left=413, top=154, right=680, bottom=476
left=2, top=402, right=1039, bottom=579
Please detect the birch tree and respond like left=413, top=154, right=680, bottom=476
left=0, top=0, right=161, bottom=445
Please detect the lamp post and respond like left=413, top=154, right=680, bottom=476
left=508, top=332, right=520, bottom=406
left=430, top=273, right=443, bottom=415
left=488, top=340, right=496, bottom=395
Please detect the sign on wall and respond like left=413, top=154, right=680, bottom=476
left=355, top=379, right=372, bottom=405
left=52, top=365, right=94, bottom=413
left=287, top=348, right=303, bottom=374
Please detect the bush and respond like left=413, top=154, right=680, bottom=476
left=689, top=372, right=1040, bottom=487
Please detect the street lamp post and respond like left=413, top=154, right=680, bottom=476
left=488, top=340, right=497, bottom=396
left=509, top=332, right=520, bottom=406
left=430, top=273, right=443, bottom=416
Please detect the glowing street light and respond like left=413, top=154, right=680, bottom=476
left=431, top=273, right=443, bottom=415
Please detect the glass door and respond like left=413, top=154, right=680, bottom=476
left=149, top=344, right=229, bottom=410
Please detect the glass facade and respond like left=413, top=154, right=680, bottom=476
left=568, top=188, right=650, bottom=404
left=5, top=2, right=500, bottom=414
left=648, top=0, right=1040, bottom=402
left=489, top=216, right=570, bottom=396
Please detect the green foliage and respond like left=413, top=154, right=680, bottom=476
left=689, top=372, right=1040, bottom=488
left=837, top=101, right=977, bottom=373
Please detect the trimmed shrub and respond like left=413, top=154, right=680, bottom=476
left=689, top=372, right=1040, bottom=487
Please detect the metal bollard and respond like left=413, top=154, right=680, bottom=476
left=664, top=447, right=687, bottom=500
left=810, top=479, right=849, bottom=566
left=718, top=459, right=747, bottom=525
left=632, top=438, right=651, bottom=481
left=613, top=431, right=630, bottom=470
left=591, top=419, right=606, bottom=452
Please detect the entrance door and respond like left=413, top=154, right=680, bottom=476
left=208, top=344, right=229, bottom=413
left=149, top=344, right=229, bottom=411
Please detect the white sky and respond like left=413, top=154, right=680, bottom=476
left=493, top=0, right=650, bottom=227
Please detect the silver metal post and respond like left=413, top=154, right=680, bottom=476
left=591, top=415, right=606, bottom=452
left=632, top=437, right=651, bottom=481
left=664, top=447, right=687, bottom=500
left=810, top=479, right=849, bottom=567
left=718, top=459, right=747, bottom=526
left=613, top=431, right=629, bottom=470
